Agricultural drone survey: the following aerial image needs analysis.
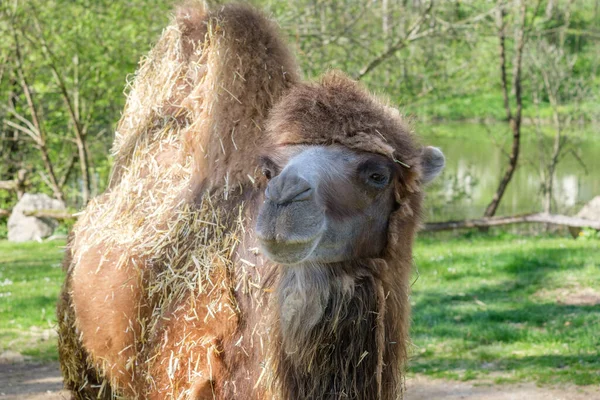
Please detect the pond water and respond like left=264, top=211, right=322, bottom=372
left=419, top=123, right=600, bottom=222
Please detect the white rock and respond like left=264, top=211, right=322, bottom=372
left=7, top=193, right=65, bottom=242
left=576, top=196, right=600, bottom=221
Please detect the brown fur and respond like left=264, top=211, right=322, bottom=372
left=58, top=3, right=428, bottom=400
left=263, top=73, right=423, bottom=400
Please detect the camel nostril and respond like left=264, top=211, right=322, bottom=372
left=265, top=175, right=313, bottom=205
left=290, top=187, right=312, bottom=202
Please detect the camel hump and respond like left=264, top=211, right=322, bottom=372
left=177, top=3, right=296, bottom=72
left=111, top=2, right=299, bottom=188
left=178, top=2, right=301, bottom=188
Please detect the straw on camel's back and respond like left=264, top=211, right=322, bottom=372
left=58, top=4, right=298, bottom=398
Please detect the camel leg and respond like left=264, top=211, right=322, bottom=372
left=57, top=275, right=114, bottom=399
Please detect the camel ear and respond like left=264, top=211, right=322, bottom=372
left=421, top=146, right=445, bottom=184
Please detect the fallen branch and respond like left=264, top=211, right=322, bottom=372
left=423, top=213, right=600, bottom=232
left=0, top=180, right=18, bottom=191
left=23, top=209, right=76, bottom=220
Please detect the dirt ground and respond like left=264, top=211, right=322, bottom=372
left=405, top=374, right=600, bottom=400
left=1, top=362, right=599, bottom=400
left=0, top=363, right=69, bottom=400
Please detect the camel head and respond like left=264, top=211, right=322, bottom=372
left=256, top=73, right=445, bottom=266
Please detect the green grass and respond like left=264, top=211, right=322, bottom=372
left=0, top=234, right=598, bottom=387
left=410, top=232, right=600, bottom=385
left=0, top=240, right=66, bottom=361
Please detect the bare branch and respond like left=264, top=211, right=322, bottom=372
left=13, top=32, right=44, bottom=141
left=58, top=154, right=78, bottom=189
left=9, top=24, right=64, bottom=201
left=3, top=120, right=42, bottom=145
left=561, top=149, right=588, bottom=175
left=355, top=3, right=500, bottom=81
left=2, top=104, right=40, bottom=136
left=0, top=169, right=28, bottom=198
left=0, top=180, right=18, bottom=191
left=355, top=1, right=434, bottom=80
left=30, top=10, right=91, bottom=204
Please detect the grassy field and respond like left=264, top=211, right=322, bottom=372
left=0, top=234, right=598, bottom=386
left=0, top=240, right=65, bottom=361
left=411, top=232, right=600, bottom=385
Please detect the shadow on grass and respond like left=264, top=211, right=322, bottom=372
left=3, top=294, right=59, bottom=311
left=413, top=301, right=600, bottom=342
left=410, top=239, right=600, bottom=384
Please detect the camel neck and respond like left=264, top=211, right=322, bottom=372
left=273, top=262, right=383, bottom=400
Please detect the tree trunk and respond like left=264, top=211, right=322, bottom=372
left=12, top=31, right=64, bottom=202
left=483, top=0, right=527, bottom=217
left=2, top=78, right=22, bottom=180
left=35, top=22, right=91, bottom=205
left=545, top=0, right=555, bottom=18
left=75, top=139, right=91, bottom=205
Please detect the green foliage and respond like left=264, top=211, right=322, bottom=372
left=0, top=0, right=173, bottom=207
left=578, top=228, right=600, bottom=241
left=0, top=0, right=598, bottom=209
left=0, top=220, right=7, bottom=240
left=262, top=0, right=600, bottom=123
left=411, top=233, right=600, bottom=385
left=0, top=240, right=65, bottom=361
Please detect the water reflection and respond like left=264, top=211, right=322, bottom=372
left=420, top=123, right=600, bottom=221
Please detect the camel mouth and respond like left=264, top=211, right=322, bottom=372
left=258, top=236, right=321, bottom=265
left=256, top=197, right=326, bottom=265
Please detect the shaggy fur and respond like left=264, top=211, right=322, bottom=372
left=261, top=74, right=426, bottom=399
left=58, top=3, right=433, bottom=400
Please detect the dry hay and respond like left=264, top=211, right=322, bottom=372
left=59, top=5, right=277, bottom=398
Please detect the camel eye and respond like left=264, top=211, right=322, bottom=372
left=370, top=173, right=386, bottom=183
left=368, top=172, right=389, bottom=187
left=358, top=159, right=392, bottom=189
left=259, top=155, right=278, bottom=180
left=262, top=168, right=272, bottom=180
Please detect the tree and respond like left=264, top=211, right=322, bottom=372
left=482, top=0, right=530, bottom=218
left=527, top=0, right=592, bottom=215
left=0, top=0, right=171, bottom=207
left=3, top=25, right=65, bottom=202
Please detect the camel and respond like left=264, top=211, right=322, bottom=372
left=57, top=3, right=444, bottom=399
